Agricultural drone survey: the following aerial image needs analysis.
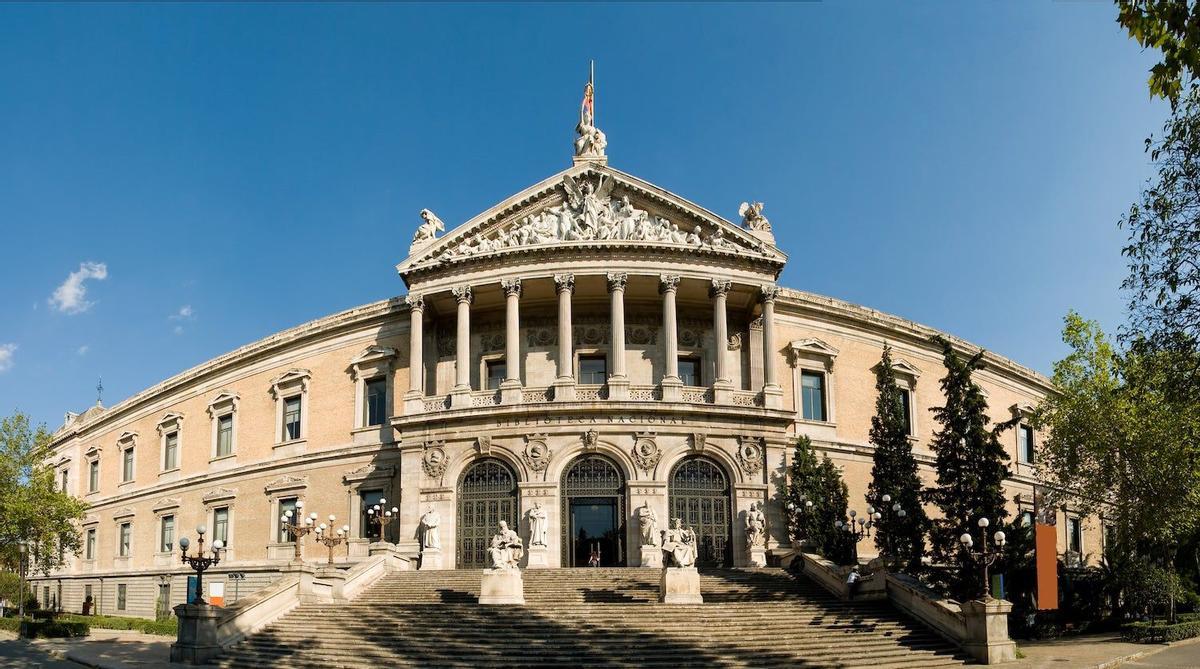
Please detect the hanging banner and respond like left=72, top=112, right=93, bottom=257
left=1033, top=485, right=1059, bottom=610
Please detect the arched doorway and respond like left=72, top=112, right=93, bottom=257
left=669, top=456, right=732, bottom=567
left=456, top=458, right=518, bottom=568
left=560, top=454, right=626, bottom=567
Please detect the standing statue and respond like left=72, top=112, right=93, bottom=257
left=413, top=208, right=445, bottom=245
left=488, top=520, right=524, bottom=570
left=574, top=80, right=607, bottom=159
left=660, top=518, right=698, bottom=568
left=738, top=201, right=771, bottom=231
left=527, top=502, right=548, bottom=547
left=419, top=506, right=441, bottom=551
left=636, top=502, right=660, bottom=547
left=745, top=501, right=766, bottom=549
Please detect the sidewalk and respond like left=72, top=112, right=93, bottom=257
left=1011, top=633, right=1200, bottom=669
left=1, top=628, right=208, bottom=669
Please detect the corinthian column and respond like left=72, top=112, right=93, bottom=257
left=711, top=279, right=734, bottom=404
left=660, top=275, right=682, bottom=402
left=500, top=278, right=523, bottom=405
left=450, top=285, right=473, bottom=409
left=607, top=272, right=629, bottom=400
left=552, top=274, right=577, bottom=401
left=404, top=294, right=425, bottom=415
left=761, top=285, right=783, bottom=408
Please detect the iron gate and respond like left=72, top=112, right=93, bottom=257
left=457, top=458, right=518, bottom=568
left=561, top=454, right=626, bottom=566
left=669, top=456, right=732, bottom=567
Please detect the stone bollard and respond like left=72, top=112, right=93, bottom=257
left=659, top=567, right=703, bottom=604
left=480, top=568, right=525, bottom=605
left=640, top=545, right=663, bottom=568
left=170, top=603, right=223, bottom=664
left=961, top=598, right=1017, bottom=664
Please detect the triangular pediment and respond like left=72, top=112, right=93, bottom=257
left=398, top=163, right=785, bottom=274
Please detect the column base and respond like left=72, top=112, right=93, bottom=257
left=403, top=390, right=426, bottom=415
left=499, top=380, right=524, bottom=405
left=747, top=545, right=767, bottom=567
left=660, top=377, right=683, bottom=402
left=640, top=545, right=663, bottom=568
left=712, top=380, right=734, bottom=404
left=419, top=547, right=444, bottom=570
left=606, top=376, right=630, bottom=401
left=450, top=386, right=472, bottom=409
left=526, top=544, right=550, bottom=568
left=480, top=569, right=525, bottom=605
left=762, top=384, right=783, bottom=409
left=660, top=567, right=703, bottom=604
left=552, top=378, right=577, bottom=401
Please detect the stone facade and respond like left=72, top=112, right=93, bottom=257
left=31, top=145, right=1100, bottom=620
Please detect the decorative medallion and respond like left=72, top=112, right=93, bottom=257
left=737, top=436, right=764, bottom=475
left=476, top=435, right=492, bottom=456
left=582, top=429, right=600, bottom=450
left=422, top=441, right=448, bottom=479
left=523, top=434, right=552, bottom=472
left=692, top=432, right=707, bottom=452
left=632, top=433, right=661, bottom=473
left=728, top=333, right=743, bottom=351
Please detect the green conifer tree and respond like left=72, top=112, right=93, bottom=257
left=785, top=435, right=824, bottom=548
left=867, top=345, right=929, bottom=571
left=924, top=335, right=1017, bottom=599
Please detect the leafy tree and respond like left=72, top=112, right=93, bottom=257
left=785, top=436, right=853, bottom=565
left=924, top=336, right=1016, bottom=600
left=1117, top=1, right=1200, bottom=104
left=0, top=411, right=88, bottom=575
left=867, top=345, right=929, bottom=572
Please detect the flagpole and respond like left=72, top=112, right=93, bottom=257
left=590, top=59, right=595, bottom=126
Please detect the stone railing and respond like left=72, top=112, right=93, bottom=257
left=791, top=551, right=1016, bottom=665
left=522, top=387, right=552, bottom=403
left=629, top=385, right=662, bottom=401
left=471, top=390, right=501, bottom=407
left=423, top=396, right=450, bottom=413
left=576, top=384, right=608, bottom=401
left=731, top=390, right=765, bottom=408
left=680, top=386, right=715, bottom=404
left=409, top=382, right=768, bottom=413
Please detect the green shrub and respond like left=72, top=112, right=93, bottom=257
left=0, top=617, right=19, bottom=633
left=18, top=620, right=89, bottom=638
left=58, top=613, right=177, bottom=636
left=1121, top=619, right=1200, bottom=643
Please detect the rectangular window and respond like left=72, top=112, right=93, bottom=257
left=279, top=497, right=298, bottom=543
left=119, top=522, right=131, bottom=557
left=579, top=355, right=607, bottom=385
left=1104, top=524, right=1117, bottom=551
left=160, top=515, right=175, bottom=553
left=216, top=415, right=233, bottom=457
left=1068, top=517, right=1082, bottom=553
left=164, top=431, right=178, bottom=470
left=365, top=377, right=388, bottom=426
left=122, top=447, right=134, bottom=482
left=678, top=357, right=701, bottom=386
left=1019, top=425, right=1035, bottom=464
left=1020, top=511, right=1035, bottom=529
left=89, top=460, right=99, bottom=492
left=899, top=388, right=913, bottom=436
left=86, top=528, right=96, bottom=560
left=360, top=489, right=384, bottom=539
left=800, top=371, right=826, bottom=422
left=116, top=584, right=127, bottom=611
left=61, top=469, right=69, bottom=492
left=84, top=584, right=92, bottom=605
left=484, top=361, right=506, bottom=391
left=213, top=507, right=230, bottom=548
left=283, top=396, right=302, bottom=441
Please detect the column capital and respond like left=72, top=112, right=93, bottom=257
left=501, top=278, right=523, bottom=298
left=404, top=294, right=425, bottom=311
left=659, top=274, right=680, bottom=293
left=554, top=273, right=575, bottom=294
left=451, top=285, right=473, bottom=305
left=710, top=278, right=732, bottom=298
left=760, top=284, right=781, bottom=303
left=606, top=272, right=628, bottom=292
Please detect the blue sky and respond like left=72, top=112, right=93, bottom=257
left=0, top=2, right=1166, bottom=429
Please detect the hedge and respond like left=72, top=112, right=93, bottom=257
left=18, top=620, right=89, bottom=639
left=58, top=614, right=177, bottom=636
left=1121, top=619, right=1200, bottom=643
left=0, top=617, right=19, bottom=633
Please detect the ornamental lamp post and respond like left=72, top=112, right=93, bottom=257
left=314, top=516, right=352, bottom=565
left=178, top=525, right=224, bottom=605
left=785, top=495, right=815, bottom=544
left=280, top=503, right=319, bottom=561
left=958, top=516, right=1007, bottom=599
left=835, top=508, right=875, bottom=565
left=876, top=493, right=908, bottom=565
left=366, top=498, right=399, bottom=543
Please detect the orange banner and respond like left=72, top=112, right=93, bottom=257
left=1035, top=523, right=1059, bottom=610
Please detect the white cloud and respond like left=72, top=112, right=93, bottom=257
left=169, top=305, right=194, bottom=335
left=77, top=345, right=89, bottom=356
left=173, top=325, right=184, bottom=336
left=0, top=344, right=16, bottom=373
left=49, top=262, right=108, bottom=314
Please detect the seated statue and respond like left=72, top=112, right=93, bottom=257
left=660, top=517, right=698, bottom=568
left=488, top=520, right=524, bottom=570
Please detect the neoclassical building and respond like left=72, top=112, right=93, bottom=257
left=33, top=110, right=1097, bottom=619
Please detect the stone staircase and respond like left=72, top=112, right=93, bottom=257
left=215, top=567, right=973, bottom=668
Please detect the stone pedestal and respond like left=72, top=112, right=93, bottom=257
left=419, top=547, right=444, bottom=571
left=962, top=598, right=1017, bottom=664
left=499, top=380, right=523, bottom=405
left=552, top=378, right=577, bottom=401
left=660, top=567, right=703, bottom=604
left=607, top=377, right=630, bottom=401
left=640, top=545, right=663, bottom=568
left=526, top=544, right=549, bottom=568
left=170, top=603, right=223, bottom=664
left=712, top=380, right=734, bottom=405
left=762, top=384, right=783, bottom=409
left=479, top=569, right=525, bottom=605
left=748, top=545, right=767, bottom=568
left=403, top=390, right=425, bottom=416
left=449, top=387, right=471, bottom=409
left=660, top=378, right=683, bottom=403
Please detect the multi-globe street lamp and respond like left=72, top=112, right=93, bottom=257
left=314, top=515, right=351, bottom=565
left=366, top=498, right=399, bottom=542
left=785, top=494, right=815, bottom=543
left=280, top=500, right=319, bottom=561
left=178, top=526, right=224, bottom=605
left=875, top=493, right=909, bottom=565
left=959, top=517, right=1007, bottom=599
left=836, top=508, right=876, bottom=565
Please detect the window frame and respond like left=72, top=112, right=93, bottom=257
left=283, top=395, right=302, bottom=442
left=269, top=369, right=311, bottom=445
left=121, top=445, right=135, bottom=483
left=88, top=459, right=100, bottom=493
left=118, top=522, right=131, bottom=557
left=484, top=359, right=507, bottom=392
left=678, top=355, right=703, bottom=387
left=160, top=514, right=175, bottom=553
left=364, top=377, right=388, bottom=427
left=116, top=583, right=127, bottom=611
left=577, top=353, right=609, bottom=386
left=898, top=387, right=914, bottom=437
left=213, top=506, right=231, bottom=549
left=85, top=527, right=96, bottom=560
left=800, top=370, right=827, bottom=422
left=1067, top=516, right=1083, bottom=555
left=207, top=391, right=240, bottom=461
left=1018, top=424, right=1035, bottom=464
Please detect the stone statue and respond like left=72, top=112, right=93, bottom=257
left=413, top=209, right=445, bottom=245
left=738, top=201, right=771, bottom=231
left=527, top=502, right=548, bottom=547
left=575, top=81, right=607, bottom=159
left=661, top=517, right=698, bottom=568
left=419, top=506, right=441, bottom=551
left=745, top=501, right=766, bottom=549
left=637, top=502, right=660, bottom=548
left=488, top=520, right=524, bottom=570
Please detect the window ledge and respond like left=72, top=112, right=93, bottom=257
left=795, top=418, right=837, bottom=429
left=159, top=467, right=180, bottom=476
left=117, top=480, right=135, bottom=488
left=274, top=438, right=306, bottom=449
left=209, top=453, right=236, bottom=464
